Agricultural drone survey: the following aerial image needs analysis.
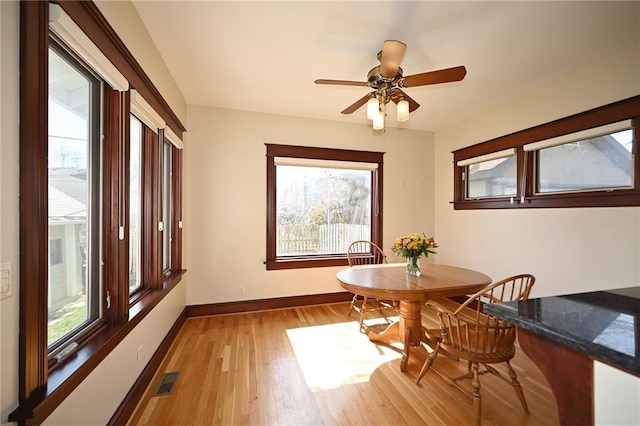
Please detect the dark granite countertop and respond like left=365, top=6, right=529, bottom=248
left=484, top=286, right=640, bottom=377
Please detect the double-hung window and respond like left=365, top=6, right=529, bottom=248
left=265, top=144, right=384, bottom=270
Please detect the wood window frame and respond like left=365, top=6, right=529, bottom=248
left=171, top=147, right=183, bottom=272
left=453, top=95, right=640, bottom=210
left=11, top=1, right=186, bottom=423
left=265, top=144, right=384, bottom=270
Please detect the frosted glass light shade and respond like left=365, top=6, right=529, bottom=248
left=372, top=111, right=384, bottom=130
left=366, top=98, right=379, bottom=120
left=397, top=100, right=409, bottom=122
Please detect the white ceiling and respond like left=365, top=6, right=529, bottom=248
left=131, top=1, right=640, bottom=132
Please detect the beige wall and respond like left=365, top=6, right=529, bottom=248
left=434, top=43, right=640, bottom=298
left=43, top=282, right=186, bottom=425
left=185, top=107, right=435, bottom=305
left=95, top=0, right=188, bottom=126
left=0, top=1, right=20, bottom=424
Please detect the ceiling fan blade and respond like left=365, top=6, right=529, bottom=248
left=390, top=89, right=420, bottom=112
left=400, top=65, right=467, bottom=88
left=315, top=79, right=368, bottom=87
left=341, top=93, right=373, bottom=115
left=380, top=40, right=406, bottom=79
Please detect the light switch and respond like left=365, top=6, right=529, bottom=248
left=1, top=261, right=13, bottom=301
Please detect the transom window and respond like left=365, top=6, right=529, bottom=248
left=266, top=144, right=384, bottom=270
left=532, top=123, right=633, bottom=194
left=459, top=149, right=517, bottom=199
left=453, top=96, right=640, bottom=209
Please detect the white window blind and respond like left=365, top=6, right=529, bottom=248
left=274, top=157, right=378, bottom=171
left=456, top=148, right=516, bottom=167
left=523, top=120, right=633, bottom=151
left=131, top=89, right=165, bottom=131
left=49, top=3, right=128, bottom=92
left=165, top=126, right=184, bottom=150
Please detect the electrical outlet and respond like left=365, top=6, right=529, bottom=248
left=239, top=286, right=245, bottom=295
left=137, top=346, right=143, bottom=366
left=0, top=261, right=13, bottom=301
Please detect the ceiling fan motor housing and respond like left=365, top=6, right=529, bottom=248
left=367, top=65, right=403, bottom=88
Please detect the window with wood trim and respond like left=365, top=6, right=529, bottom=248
left=162, top=139, right=173, bottom=274
left=265, top=144, right=384, bottom=270
left=12, top=1, right=186, bottom=423
left=453, top=96, right=640, bottom=209
left=47, top=38, right=103, bottom=355
left=129, top=115, right=143, bottom=294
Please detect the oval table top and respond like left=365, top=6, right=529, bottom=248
left=336, top=262, right=492, bottom=301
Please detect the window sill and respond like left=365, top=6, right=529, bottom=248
left=265, top=256, right=349, bottom=270
left=453, top=190, right=640, bottom=210
left=9, top=270, right=186, bottom=425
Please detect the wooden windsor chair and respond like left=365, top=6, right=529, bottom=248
left=346, top=240, right=398, bottom=332
left=416, top=274, right=535, bottom=426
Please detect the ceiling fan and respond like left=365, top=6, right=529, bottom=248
left=314, top=40, right=466, bottom=129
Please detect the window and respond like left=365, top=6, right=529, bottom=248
left=165, top=127, right=184, bottom=273
left=48, top=40, right=102, bottom=354
left=532, top=123, right=633, bottom=194
left=459, top=149, right=517, bottom=199
left=13, top=2, right=186, bottom=423
left=453, top=96, right=640, bottom=209
left=129, top=115, right=142, bottom=293
left=162, top=139, right=172, bottom=273
left=265, top=144, right=384, bottom=270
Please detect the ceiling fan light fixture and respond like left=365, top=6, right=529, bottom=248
left=372, top=109, right=385, bottom=130
left=366, top=97, right=379, bottom=120
left=397, top=99, right=410, bottom=122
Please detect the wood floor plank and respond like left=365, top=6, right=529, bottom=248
left=130, top=302, right=559, bottom=425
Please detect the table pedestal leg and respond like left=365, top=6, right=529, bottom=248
left=399, top=300, right=423, bottom=372
left=367, top=300, right=424, bottom=372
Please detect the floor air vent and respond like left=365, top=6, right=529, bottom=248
left=153, top=372, right=179, bottom=396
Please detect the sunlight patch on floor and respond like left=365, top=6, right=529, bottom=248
left=286, top=317, right=401, bottom=391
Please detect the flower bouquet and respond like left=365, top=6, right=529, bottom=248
left=391, top=234, right=439, bottom=276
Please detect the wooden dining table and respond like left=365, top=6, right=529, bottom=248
left=336, top=262, right=492, bottom=372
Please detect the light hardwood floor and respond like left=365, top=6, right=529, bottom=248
left=129, top=302, right=559, bottom=425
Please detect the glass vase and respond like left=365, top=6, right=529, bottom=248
left=406, top=255, right=421, bottom=276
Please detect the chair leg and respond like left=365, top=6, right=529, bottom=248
left=415, top=342, right=441, bottom=384
left=348, top=294, right=359, bottom=317
left=506, top=360, right=530, bottom=415
left=359, top=296, right=369, bottom=332
left=471, top=362, right=482, bottom=426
